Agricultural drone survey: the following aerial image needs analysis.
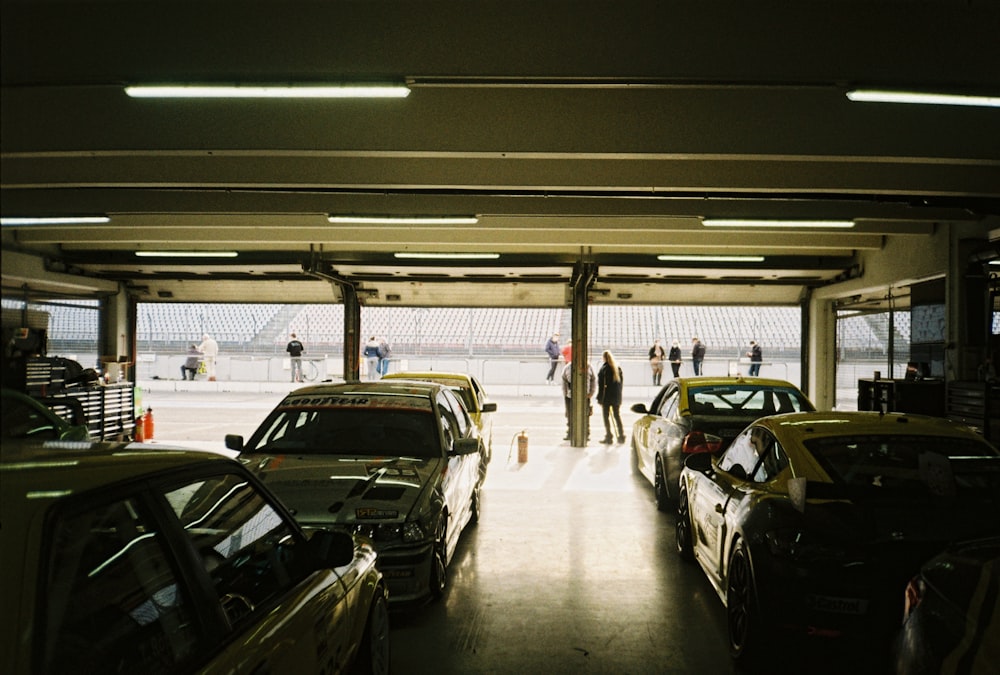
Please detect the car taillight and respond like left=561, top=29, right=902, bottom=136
left=682, top=431, right=723, bottom=454
left=902, top=575, right=924, bottom=624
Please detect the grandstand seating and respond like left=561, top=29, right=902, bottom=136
left=22, top=300, right=934, bottom=361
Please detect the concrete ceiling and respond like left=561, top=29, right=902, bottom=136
left=2, top=0, right=999, bottom=307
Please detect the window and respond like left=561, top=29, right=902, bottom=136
left=438, top=389, right=471, bottom=439
left=43, top=497, right=201, bottom=675
left=163, top=473, right=305, bottom=627
left=718, top=428, right=786, bottom=482
left=658, top=390, right=678, bottom=418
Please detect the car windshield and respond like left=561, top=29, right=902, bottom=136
left=686, top=385, right=812, bottom=416
left=805, top=435, right=1000, bottom=500
left=244, top=407, right=440, bottom=458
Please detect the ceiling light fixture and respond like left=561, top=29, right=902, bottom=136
left=328, top=215, right=478, bottom=225
left=658, top=254, right=765, bottom=263
left=1, top=216, right=110, bottom=226
left=702, top=219, right=855, bottom=229
left=394, top=252, right=500, bottom=260
left=125, top=84, right=410, bottom=99
left=135, top=251, right=238, bottom=258
left=846, top=89, right=1000, bottom=108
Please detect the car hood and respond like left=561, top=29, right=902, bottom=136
left=242, top=453, right=441, bottom=526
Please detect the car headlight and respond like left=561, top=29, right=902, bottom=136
left=401, top=521, right=426, bottom=543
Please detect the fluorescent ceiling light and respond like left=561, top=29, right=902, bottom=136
left=125, top=84, right=410, bottom=99
left=702, top=219, right=854, bottom=229
left=135, top=251, right=238, bottom=258
left=658, top=254, right=765, bottom=263
left=1, top=216, right=110, bottom=226
left=394, top=252, right=500, bottom=260
left=328, top=215, right=479, bottom=225
left=846, top=89, right=1000, bottom=108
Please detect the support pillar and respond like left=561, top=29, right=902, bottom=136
left=569, top=260, right=597, bottom=447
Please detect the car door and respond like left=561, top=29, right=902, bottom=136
left=436, top=390, right=480, bottom=549
left=641, top=384, right=677, bottom=467
left=691, top=430, right=760, bottom=583
left=651, top=388, right=684, bottom=465
left=160, top=471, right=354, bottom=675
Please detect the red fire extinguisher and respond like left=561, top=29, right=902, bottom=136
left=517, top=430, right=529, bottom=463
left=143, top=407, right=154, bottom=441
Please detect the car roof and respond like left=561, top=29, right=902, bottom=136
left=286, top=380, right=447, bottom=397
left=675, top=376, right=805, bottom=389
left=382, top=371, right=473, bottom=385
left=1, top=442, right=237, bottom=493
left=753, top=411, right=998, bottom=448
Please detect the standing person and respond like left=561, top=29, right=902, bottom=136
left=181, top=344, right=200, bottom=380
left=691, top=337, right=706, bottom=376
left=648, top=339, right=666, bottom=385
left=747, top=340, right=763, bottom=376
left=544, top=333, right=561, bottom=383
left=597, top=350, right=626, bottom=444
left=286, top=333, right=305, bottom=382
left=668, top=340, right=682, bottom=378
left=561, top=357, right=596, bottom=442
left=363, top=336, right=382, bottom=380
left=378, top=338, right=392, bottom=376
left=197, top=333, right=219, bottom=381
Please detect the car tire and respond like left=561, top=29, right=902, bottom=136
left=675, top=488, right=694, bottom=561
left=629, top=437, right=640, bottom=475
left=429, top=520, right=448, bottom=600
left=351, top=587, right=390, bottom=675
left=654, top=455, right=672, bottom=511
left=726, top=537, right=765, bottom=666
left=469, top=481, right=482, bottom=525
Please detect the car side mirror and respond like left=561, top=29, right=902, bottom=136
left=684, top=451, right=713, bottom=473
left=630, top=403, right=649, bottom=414
left=305, top=529, right=356, bottom=568
left=224, top=434, right=244, bottom=452
left=450, top=437, right=481, bottom=456
left=481, top=402, right=497, bottom=413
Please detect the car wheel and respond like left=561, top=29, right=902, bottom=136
left=469, top=481, right=482, bottom=525
left=654, top=455, right=672, bottom=511
left=429, top=520, right=448, bottom=600
left=351, top=587, right=390, bottom=675
left=726, top=538, right=764, bottom=665
left=629, top=437, right=640, bottom=474
left=675, top=488, right=694, bottom=561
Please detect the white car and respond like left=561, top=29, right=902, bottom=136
left=227, top=380, right=486, bottom=605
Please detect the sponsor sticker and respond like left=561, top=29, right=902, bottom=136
left=805, top=594, right=868, bottom=615
left=356, top=507, right=400, bottom=519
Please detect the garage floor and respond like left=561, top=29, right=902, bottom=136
left=143, top=386, right=888, bottom=675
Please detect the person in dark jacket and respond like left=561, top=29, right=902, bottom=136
left=597, top=350, right=625, bottom=444
left=181, top=344, right=201, bottom=380
left=544, top=333, right=561, bottom=383
left=691, top=337, right=706, bottom=376
left=668, top=340, right=682, bottom=378
left=286, top=333, right=305, bottom=382
left=747, top=340, right=763, bottom=376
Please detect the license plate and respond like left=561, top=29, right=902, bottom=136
left=805, top=594, right=868, bottom=615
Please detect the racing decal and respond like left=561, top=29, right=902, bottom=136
left=356, top=506, right=400, bottom=519
left=276, top=394, right=433, bottom=412
left=366, top=464, right=420, bottom=478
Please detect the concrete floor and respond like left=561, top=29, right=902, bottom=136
left=140, top=384, right=883, bottom=675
